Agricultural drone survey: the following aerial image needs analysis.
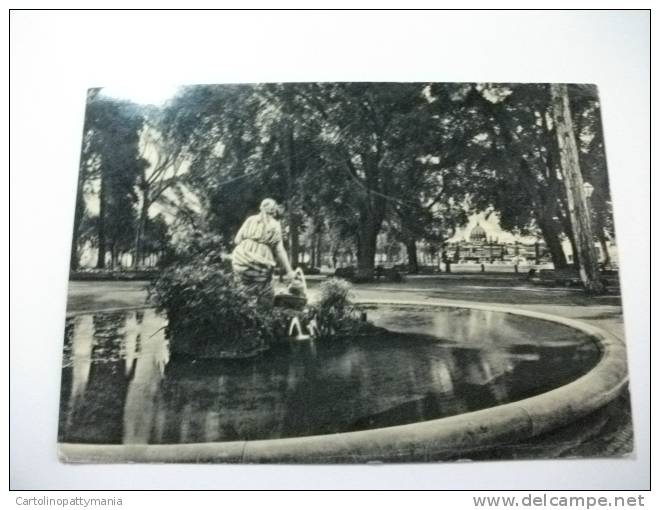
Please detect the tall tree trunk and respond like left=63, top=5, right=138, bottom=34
left=550, top=84, right=603, bottom=294
left=288, top=212, right=300, bottom=267
left=133, top=192, right=149, bottom=269
left=356, top=217, right=380, bottom=277
left=315, top=234, right=323, bottom=268
left=356, top=232, right=377, bottom=273
left=70, top=172, right=85, bottom=271
left=309, top=235, right=316, bottom=269
left=110, top=244, right=118, bottom=270
left=536, top=213, right=568, bottom=269
left=283, top=120, right=300, bottom=267
left=442, top=247, right=451, bottom=273
left=406, top=239, right=419, bottom=273
left=356, top=192, right=387, bottom=279
left=96, top=175, right=106, bottom=269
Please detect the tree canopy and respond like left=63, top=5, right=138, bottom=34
left=70, top=82, right=614, bottom=278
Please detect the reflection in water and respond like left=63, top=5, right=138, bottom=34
left=58, top=306, right=600, bottom=445
left=59, top=313, right=130, bottom=443
left=122, top=311, right=169, bottom=444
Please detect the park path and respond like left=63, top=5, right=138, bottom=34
left=67, top=275, right=626, bottom=340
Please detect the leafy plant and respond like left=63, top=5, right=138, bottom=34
left=311, top=278, right=365, bottom=338
left=150, top=250, right=377, bottom=356
left=149, top=259, right=276, bottom=358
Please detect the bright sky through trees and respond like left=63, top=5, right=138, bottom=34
left=99, top=84, right=181, bottom=106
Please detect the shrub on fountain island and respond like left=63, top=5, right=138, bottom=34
left=149, top=255, right=280, bottom=358
left=309, top=278, right=370, bottom=339
left=150, top=246, right=373, bottom=357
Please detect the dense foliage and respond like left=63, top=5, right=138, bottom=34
left=72, top=83, right=614, bottom=281
left=149, top=258, right=277, bottom=358
left=150, top=252, right=371, bottom=354
left=310, top=278, right=367, bottom=339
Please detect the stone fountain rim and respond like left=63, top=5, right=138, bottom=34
left=59, top=298, right=629, bottom=464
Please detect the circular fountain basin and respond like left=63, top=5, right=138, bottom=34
left=58, top=300, right=628, bottom=463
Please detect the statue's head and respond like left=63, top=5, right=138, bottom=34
left=260, top=198, right=278, bottom=216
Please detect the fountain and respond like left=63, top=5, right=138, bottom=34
left=58, top=298, right=629, bottom=465
left=59, top=258, right=630, bottom=464
left=274, top=268, right=318, bottom=341
left=287, top=316, right=311, bottom=341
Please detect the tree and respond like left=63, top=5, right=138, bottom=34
left=142, top=213, right=171, bottom=266
left=75, top=92, right=145, bottom=269
left=164, top=83, right=480, bottom=277
left=256, top=83, right=328, bottom=267
left=384, top=84, right=489, bottom=272
left=307, top=83, right=452, bottom=277
left=452, top=83, right=574, bottom=269
left=151, top=81, right=612, bottom=284
left=387, top=159, right=469, bottom=273
left=571, top=85, right=615, bottom=268
left=550, top=84, right=604, bottom=293
left=165, top=85, right=278, bottom=247
left=70, top=89, right=101, bottom=270
left=165, top=83, right=328, bottom=267
left=133, top=109, right=189, bottom=268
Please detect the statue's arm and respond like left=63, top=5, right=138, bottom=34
left=274, top=240, right=294, bottom=278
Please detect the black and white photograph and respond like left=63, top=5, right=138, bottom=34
left=57, top=81, right=633, bottom=464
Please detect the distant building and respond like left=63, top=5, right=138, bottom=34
left=445, top=213, right=618, bottom=267
left=446, top=222, right=543, bottom=264
left=306, top=214, right=617, bottom=270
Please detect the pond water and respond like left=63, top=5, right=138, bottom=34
left=58, top=305, right=600, bottom=445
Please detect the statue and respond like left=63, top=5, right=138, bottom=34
left=231, top=198, right=297, bottom=307
left=232, top=198, right=318, bottom=342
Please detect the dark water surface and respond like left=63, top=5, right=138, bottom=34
left=58, top=306, right=600, bottom=445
